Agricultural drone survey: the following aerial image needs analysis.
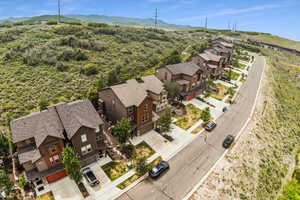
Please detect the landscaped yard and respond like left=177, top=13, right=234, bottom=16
left=37, top=192, right=55, bottom=200
left=210, top=83, right=229, bottom=101
left=175, top=104, right=202, bottom=130
left=101, top=161, right=129, bottom=181
left=238, top=63, right=247, bottom=69
left=191, top=125, right=204, bottom=134
left=117, top=156, right=162, bottom=190
left=230, top=71, right=241, bottom=81
left=135, top=141, right=155, bottom=160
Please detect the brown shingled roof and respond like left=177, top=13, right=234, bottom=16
left=199, top=51, right=223, bottom=62
left=166, top=62, right=200, bottom=76
left=55, top=99, right=104, bottom=139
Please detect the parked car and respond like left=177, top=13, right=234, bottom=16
left=82, top=167, right=100, bottom=187
left=223, top=135, right=235, bottom=149
left=149, top=161, right=169, bottom=178
left=205, top=121, right=217, bottom=131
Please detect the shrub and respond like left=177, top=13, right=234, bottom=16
left=121, top=144, right=135, bottom=159
left=46, top=20, right=58, bottom=25
left=88, top=22, right=109, bottom=28
left=55, top=62, right=69, bottom=72
left=136, top=158, right=148, bottom=175
left=80, top=64, right=98, bottom=76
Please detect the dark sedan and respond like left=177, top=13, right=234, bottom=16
left=82, top=167, right=100, bottom=187
left=149, top=161, right=169, bottom=178
left=205, top=121, right=217, bottom=131
left=223, top=135, right=235, bottom=149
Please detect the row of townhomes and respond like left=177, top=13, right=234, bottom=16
left=156, top=38, right=233, bottom=100
left=10, top=38, right=234, bottom=196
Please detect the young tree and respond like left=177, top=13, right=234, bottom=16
left=0, top=170, right=14, bottom=196
left=112, top=119, right=132, bottom=144
left=201, top=107, right=211, bottom=123
left=18, top=174, right=28, bottom=190
left=86, top=87, right=98, bottom=108
left=96, top=77, right=106, bottom=92
left=157, top=108, right=173, bottom=133
left=38, top=95, right=49, bottom=111
left=135, top=158, right=148, bottom=175
left=107, top=69, right=119, bottom=86
left=161, top=49, right=181, bottom=67
left=62, top=147, right=82, bottom=185
left=164, top=82, right=180, bottom=102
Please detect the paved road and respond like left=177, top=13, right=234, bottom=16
left=117, top=55, right=265, bottom=200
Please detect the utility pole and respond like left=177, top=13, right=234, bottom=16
left=205, top=17, right=208, bottom=29
left=58, top=0, right=61, bottom=23
left=154, top=8, right=158, bottom=28
left=228, top=20, right=231, bottom=31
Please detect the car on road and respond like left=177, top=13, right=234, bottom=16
left=223, top=135, right=235, bottom=148
left=149, top=161, right=169, bottom=178
left=205, top=121, right=217, bottom=131
left=82, top=167, right=100, bottom=187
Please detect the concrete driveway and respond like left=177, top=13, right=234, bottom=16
left=49, top=177, right=83, bottom=200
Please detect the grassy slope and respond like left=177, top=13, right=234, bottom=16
left=0, top=24, right=207, bottom=131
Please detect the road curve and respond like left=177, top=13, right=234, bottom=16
left=117, top=55, right=265, bottom=200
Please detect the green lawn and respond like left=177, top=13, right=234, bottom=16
left=101, top=161, right=129, bottom=181
left=175, top=104, right=202, bottom=130
left=135, top=141, right=155, bottom=160
left=230, top=71, right=241, bottom=81
left=210, top=83, right=229, bottom=101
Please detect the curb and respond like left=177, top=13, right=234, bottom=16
left=182, top=54, right=266, bottom=200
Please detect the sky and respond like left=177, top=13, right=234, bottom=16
left=0, top=0, right=299, bottom=41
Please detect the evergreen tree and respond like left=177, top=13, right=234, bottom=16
left=62, top=147, right=82, bottom=185
left=112, top=119, right=132, bottom=144
left=157, top=108, right=173, bottom=133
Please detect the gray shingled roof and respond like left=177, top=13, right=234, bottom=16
left=212, top=46, right=231, bottom=54
left=199, top=51, right=222, bottom=62
left=141, top=75, right=164, bottom=95
left=18, top=149, right=41, bottom=164
left=166, top=62, right=200, bottom=76
left=55, top=99, right=104, bottom=139
left=111, top=80, right=148, bottom=107
left=11, top=108, right=65, bottom=147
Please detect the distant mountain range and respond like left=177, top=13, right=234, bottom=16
left=0, top=14, right=189, bottom=28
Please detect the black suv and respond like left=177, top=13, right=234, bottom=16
left=82, top=167, right=100, bottom=187
left=223, top=135, right=235, bottom=149
left=149, top=161, right=169, bottom=178
left=205, top=121, right=217, bottom=131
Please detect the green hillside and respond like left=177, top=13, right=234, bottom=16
left=0, top=23, right=206, bottom=130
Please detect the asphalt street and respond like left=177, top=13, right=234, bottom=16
left=117, top=55, right=265, bottom=200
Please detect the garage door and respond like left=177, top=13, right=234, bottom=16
left=46, top=169, right=67, bottom=183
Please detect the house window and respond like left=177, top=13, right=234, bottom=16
left=142, top=114, right=149, bottom=122
left=144, top=104, right=148, bottom=112
left=49, top=155, right=60, bottom=164
left=49, top=144, right=57, bottom=154
left=81, top=134, right=87, bottom=143
left=95, top=126, right=100, bottom=133
left=81, top=144, right=92, bottom=155
left=164, top=72, right=168, bottom=80
left=128, top=106, right=134, bottom=114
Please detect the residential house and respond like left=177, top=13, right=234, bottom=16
left=99, top=78, right=157, bottom=136
left=11, top=99, right=110, bottom=186
left=192, top=51, right=225, bottom=79
left=211, top=38, right=234, bottom=66
left=156, top=62, right=205, bottom=100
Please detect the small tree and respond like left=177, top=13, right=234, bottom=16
left=18, top=174, right=28, bottom=190
left=62, top=147, right=82, bottom=185
left=201, top=107, right=211, bottom=123
left=96, top=77, right=106, bottom=92
left=136, top=158, right=148, bottom=175
left=160, top=49, right=181, bottom=67
left=112, top=119, right=132, bottom=144
left=38, top=95, right=49, bottom=111
left=157, top=108, right=173, bottom=133
left=164, top=82, right=180, bottom=102
left=107, top=69, right=119, bottom=86
left=0, top=170, right=14, bottom=196
left=86, top=87, right=98, bottom=108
